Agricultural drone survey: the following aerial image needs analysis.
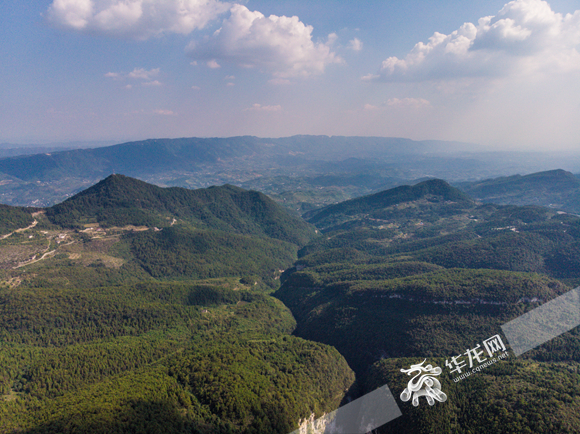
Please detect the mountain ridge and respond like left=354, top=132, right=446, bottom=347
left=305, top=179, right=474, bottom=230
left=46, top=174, right=316, bottom=246
left=456, top=169, right=580, bottom=213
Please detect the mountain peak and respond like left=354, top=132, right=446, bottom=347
left=46, top=174, right=315, bottom=245
left=306, top=179, right=473, bottom=229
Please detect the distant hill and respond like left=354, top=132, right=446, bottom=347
left=457, top=169, right=580, bottom=212
left=46, top=174, right=315, bottom=246
left=305, top=179, right=474, bottom=231
left=0, top=137, right=265, bottom=182
left=0, top=136, right=484, bottom=208
left=2, top=136, right=579, bottom=209
left=0, top=136, right=453, bottom=183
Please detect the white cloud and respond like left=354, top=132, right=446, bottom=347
left=363, top=103, right=380, bottom=111
left=105, top=67, right=160, bottom=81
left=327, top=32, right=338, bottom=46
left=128, top=67, right=159, bottom=79
left=224, top=75, right=235, bottom=79
left=369, top=0, right=580, bottom=81
left=187, top=4, right=342, bottom=77
left=244, top=103, right=282, bottom=112
left=348, top=37, right=363, bottom=51
left=191, top=85, right=201, bottom=90
left=207, top=59, right=221, bottom=68
left=46, top=0, right=230, bottom=40
left=142, top=80, right=162, bottom=86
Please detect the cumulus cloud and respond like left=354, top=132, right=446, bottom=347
left=46, top=0, right=230, bottom=39
left=142, top=80, right=162, bottom=86
left=348, top=37, right=363, bottom=51
left=244, top=103, right=283, bottom=112
left=207, top=60, right=221, bottom=68
left=369, top=0, right=580, bottom=81
left=187, top=4, right=342, bottom=77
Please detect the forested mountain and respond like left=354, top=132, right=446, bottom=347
left=2, top=174, right=580, bottom=433
left=0, top=177, right=355, bottom=433
left=457, top=169, right=580, bottom=212
left=47, top=174, right=314, bottom=245
left=275, top=180, right=580, bottom=433
left=304, top=179, right=474, bottom=231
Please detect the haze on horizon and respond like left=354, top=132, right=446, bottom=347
left=1, top=0, right=579, bottom=151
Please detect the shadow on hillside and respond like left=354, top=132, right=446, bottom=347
left=22, top=399, right=207, bottom=434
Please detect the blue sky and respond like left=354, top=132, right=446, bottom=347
left=1, top=0, right=579, bottom=150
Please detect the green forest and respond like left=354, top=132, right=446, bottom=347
left=1, top=175, right=580, bottom=433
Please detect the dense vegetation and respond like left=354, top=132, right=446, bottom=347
left=0, top=178, right=357, bottom=433
left=0, top=204, right=35, bottom=234
left=365, top=357, right=580, bottom=434
left=275, top=179, right=580, bottom=433
left=457, top=169, right=580, bottom=212
left=305, top=179, right=474, bottom=231
left=46, top=175, right=315, bottom=246
left=0, top=281, right=354, bottom=433
left=277, top=266, right=570, bottom=374
left=3, top=173, right=580, bottom=433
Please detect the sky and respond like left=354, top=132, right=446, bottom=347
left=1, top=0, right=580, bottom=150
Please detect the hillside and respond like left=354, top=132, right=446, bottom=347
left=46, top=174, right=315, bottom=246
left=0, top=178, right=355, bottom=433
left=274, top=180, right=580, bottom=433
left=3, top=173, right=580, bottom=433
left=457, top=169, right=580, bottom=212
left=365, top=357, right=580, bottom=433
left=0, top=281, right=355, bottom=433
left=305, top=179, right=474, bottom=231
left=0, top=205, right=36, bottom=234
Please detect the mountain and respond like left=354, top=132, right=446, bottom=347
left=304, top=179, right=474, bottom=231
left=0, top=177, right=354, bottom=433
left=0, top=135, right=558, bottom=208
left=274, top=179, right=580, bottom=433
left=46, top=174, right=315, bottom=246
left=0, top=136, right=457, bottom=183
left=456, top=169, right=580, bottom=212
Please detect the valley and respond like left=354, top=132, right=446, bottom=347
left=0, top=169, right=579, bottom=433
